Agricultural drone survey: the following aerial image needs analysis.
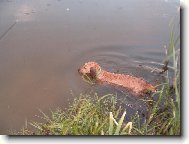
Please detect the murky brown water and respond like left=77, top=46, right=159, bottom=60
left=0, top=0, right=179, bottom=134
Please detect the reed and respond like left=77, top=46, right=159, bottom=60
left=131, top=24, right=180, bottom=135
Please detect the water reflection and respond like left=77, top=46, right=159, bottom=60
left=15, top=4, right=35, bottom=22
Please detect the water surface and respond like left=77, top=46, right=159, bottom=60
left=0, top=0, right=179, bottom=134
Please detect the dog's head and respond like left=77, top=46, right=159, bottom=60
left=78, top=61, right=101, bottom=78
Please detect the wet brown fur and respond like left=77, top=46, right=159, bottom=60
left=78, top=61, right=156, bottom=96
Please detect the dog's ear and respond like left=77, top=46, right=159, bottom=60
left=90, top=67, right=97, bottom=79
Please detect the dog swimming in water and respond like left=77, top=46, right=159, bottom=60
left=78, top=61, right=156, bottom=96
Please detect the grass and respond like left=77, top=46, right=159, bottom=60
left=15, top=93, right=132, bottom=135
left=131, top=23, right=180, bottom=135
left=14, top=25, right=180, bottom=136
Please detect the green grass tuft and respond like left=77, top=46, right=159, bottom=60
left=16, top=93, right=132, bottom=135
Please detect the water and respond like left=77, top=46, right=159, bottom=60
left=0, top=0, right=179, bottom=134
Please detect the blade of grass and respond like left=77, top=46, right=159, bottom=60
left=114, top=111, right=126, bottom=135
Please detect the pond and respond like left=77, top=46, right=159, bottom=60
left=0, top=0, right=179, bottom=134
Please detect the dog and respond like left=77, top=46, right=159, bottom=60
left=78, top=61, right=156, bottom=96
